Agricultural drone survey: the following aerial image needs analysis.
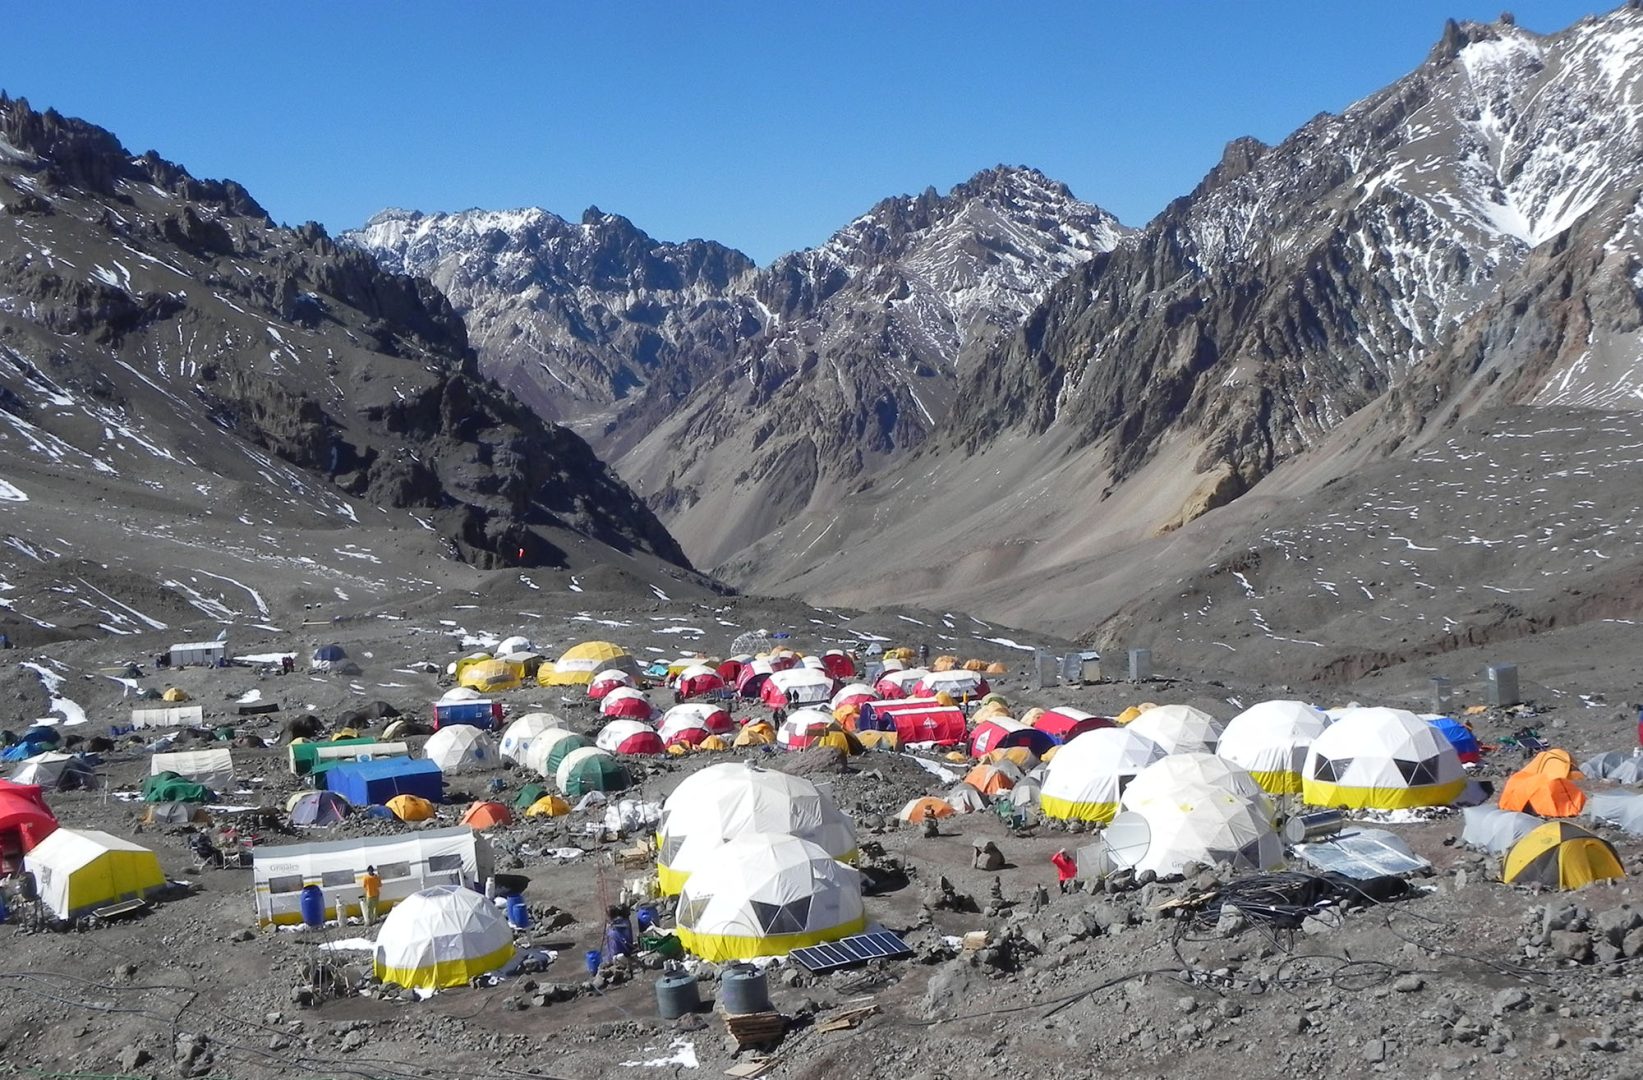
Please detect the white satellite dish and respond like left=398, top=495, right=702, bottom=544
left=1102, top=811, right=1153, bottom=871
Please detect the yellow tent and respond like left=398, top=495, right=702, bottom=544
left=162, top=687, right=190, bottom=703
left=814, top=730, right=862, bottom=755
left=698, top=735, right=731, bottom=752
left=459, top=659, right=524, bottom=693
left=452, top=652, right=494, bottom=681
left=1503, top=822, right=1624, bottom=890
left=524, top=794, right=572, bottom=818
left=539, top=641, right=636, bottom=687
left=386, top=795, right=436, bottom=822
left=857, top=730, right=900, bottom=751
left=667, top=742, right=691, bottom=757
left=331, top=728, right=360, bottom=741
left=733, top=723, right=775, bottom=748
left=1115, top=705, right=1145, bottom=726
left=24, top=828, right=166, bottom=920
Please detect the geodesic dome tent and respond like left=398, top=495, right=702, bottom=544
left=1126, top=704, right=1224, bottom=755
left=1038, top=727, right=1165, bottom=823
left=554, top=747, right=631, bottom=798
left=599, top=687, right=656, bottom=722
left=1100, top=787, right=1282, bottom=879
left=522, top=729, right=592, bottom=780
left=372, top=885, right=515, bottom=989
left=588, top=669, right=636, bottom=700
left=539, top=641, right=637, bottom=687
left=1303, top=707, right=1465, bottom=810
left=656, top=763, right=856, bottom=894
left=596, top=719, right=665, bottom=756
left=1120, top=752, right=1271, bottom=817
left=422, top=726, right=498, bottom=773
left=674, top=833, right=866, bottom=962
left=1216, top=700, right=1331, bottom=795
left=499, top=713, right=565, bottom=763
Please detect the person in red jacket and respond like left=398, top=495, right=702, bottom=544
left=1051, top=849, right=1077, bottom=893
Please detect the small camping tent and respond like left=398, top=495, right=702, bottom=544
left=9, top=752, right=96, bottom=791
left=555, top=747, right=631, bottom=798
left=457, top=659, right=523, bottom=694
left=1459, top=806, right=1542, bottom=853
left=310, top=643, right=354, bottom=673
left=1503, top=822, right=1624, bottom=889
left=600, top=687, right=656, bottom=722
left=288, top=790, right=351, bottom=827
left=596, top=719, right=665, bottom=755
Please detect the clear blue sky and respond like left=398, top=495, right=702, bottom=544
left=6, top=1, right=1606, bottom=263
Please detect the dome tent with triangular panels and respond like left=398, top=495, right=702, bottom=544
left=522, top=729, right=592, bottom=779
left=674, top=833, right=866, bottom=962
left=555, top=747, right=631, bottom=798
left=373, top=885, right=516, bottom=989
left=1302, top=707, right=1465, bottom=810
left=656, top=763, right=857, bottom=895
left=422, top=726, right=498, bottom=773
left=1120, top=753, right=1272, bottom=818
left=499, top=713, right=565, bottom=763
left=1126, top=704, right=1224, bottom=755
left=539, top=641, right=639, bottom=687
left=1216, top=700, right=1331, bottom=795
left=1099, top=787, right=1283, bottom=879
left=311, top=643, right=356, bottom=674
left=1038, top=727, right=1165, bottom=823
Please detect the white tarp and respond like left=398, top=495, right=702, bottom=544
left=1460, top=806, right=1543, bottom=852
left=150, top=748, right=234, bottom=790
left=130, top=705, right=203, bottom=729
left=251, top=826, right=493, bottom=926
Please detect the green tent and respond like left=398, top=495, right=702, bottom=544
left=559, top=753, right=631, bottom=798
left=143, top=771, right=211, bottom=803
left=513, top=782, right=548, bottom=810
left=543, top=733, right=593, bottom=775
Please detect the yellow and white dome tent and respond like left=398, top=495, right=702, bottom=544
left=499, top=713, right=566, bottom=763
left=1039, top=727, right=1165, bottom=823
left=1101, top=786, right=1283, bottom=878
left=422, top=726, right=498, bottom=773
left=656, top=763, right=857, bottom=894
left=1217, top=700, right=1331, bottom=795
left=1303, top=706, right=1465, bottom=810
left=1119, top=752, right=1272, bottom=819
left=372, top=885, right=515, bottom=990
left=538, top=641, right=637, bottom=687
left=1126, top=704, right=1224, bottom=754
left=674, top=833, right=866, bottom=962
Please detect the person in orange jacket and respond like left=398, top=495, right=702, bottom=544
left=359, top=865, right=382, bottom=925
left=1050, top=849, right=1077, bottom=893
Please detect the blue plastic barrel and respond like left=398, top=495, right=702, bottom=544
left=506, top=894, right=529, bottom=929
left=635, top=903, right=656, bottom=932
left=585, top=949, right=603, bottom=974
left=299, top=884, right=325, bottom=929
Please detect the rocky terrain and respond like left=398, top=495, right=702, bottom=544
left=348, top=167, right=1130, bottom=567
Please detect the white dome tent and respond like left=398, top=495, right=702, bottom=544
left=1039, top=727, right=1165, bottom=823
left=522, top=728, right=588, bottom=779
left=422, top=726, right=497, bottom=773
left=1302, top=707, right=1466, bottom=810
left=499, top=713, right=565, bottom=763
left=674, top=833, right=866, bottom=962
left=1120, top=753, right=1272, bottom=819
left=656, top=764, right=857, bottom=894
left=496, top=636, right=534, bottom=657
left=1100, top=787, right=1283, bottom=878
left=1217, top=700, right=1331, bottom=795
left=1126, top=704, right=1223, bottom=755
left=439, top=686, right=482, bottom=703
left=776, top=709, right=837, bottom=749
left=372, top=885, right=515, bottom=990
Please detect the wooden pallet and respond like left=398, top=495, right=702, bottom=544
left=718, top=1008, right=786, bottom=1051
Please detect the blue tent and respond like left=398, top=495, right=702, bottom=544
left=1428, top=716, right=1481, bottom=763
left=312, top=644, right=348, bottom=663
left=2, top=727, right=60, bottom=762
left=325, top=758, right=443, bottom=806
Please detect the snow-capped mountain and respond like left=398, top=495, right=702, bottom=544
left=344, top=206, right=761, bottom=426
left=948, top=9, right=1643, bottom=520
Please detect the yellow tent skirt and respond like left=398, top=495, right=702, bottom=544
left=1247, top=769, right=1303, bottom=796
left=374, top=941, right=516, bottom=990
left=1302, top=778, right=1466, bottom=810
left=677, top=914, right=867, bottom=962
left=658, top=848, right=859, bottom=897
left=1038, top=795, right=1119, bottom=823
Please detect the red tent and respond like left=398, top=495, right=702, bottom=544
left=0, top=780, right=58, bottom=862
left=600, top=689, right=656, bottom=721
left=970, top=719, right=1055, bottom=758
left=1033, top=707, right=1115, bottom=744
left=716, top=658, right=750, bottom=685
left=821, top=650, right=857, bottom=680
left=676, top=670, right=726, bottom=699
left=735, top=662, right=774, bottom=700
left=856, top=700, right=966, bottom=746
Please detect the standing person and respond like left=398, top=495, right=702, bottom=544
left=918, top=642, right=930, bottom=666
left=1051, top=849, right=1078, bottom=894
left=359, top=865, right=381, bottom=926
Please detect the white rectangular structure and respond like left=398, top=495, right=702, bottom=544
left=130, top=705, right=204, bottom=729
left=169, top=641, right=229, bottom=667
left=150, top=748, right=234, bottom=790
left=250, top=826, right=494, bottom=926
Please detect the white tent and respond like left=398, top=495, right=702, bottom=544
left=599, top=687, right=654, bottom=718
left=9, top=752, right=96, bottom=790
left=776, top=709, right=837, bottom=748
left=1039, top=727, right=1164, bottom=823
left=439, top=686, right=482, bottom=703
left=1126, top=704, right=1224, bottom=754
left=522, top=728, right=588, bottom=779
left=656, top=763, right=857, bottom=894
left=1460, top=806, right=1544, bottom=852
left=659, top=703, right=733, bottom=738
left=251, top=826, right=492, bottom=926
left=130, top=705, right=203, bottom=729
left=1217, top=700, right=1331, bottom=795
left=150, top=748, right=234, bottom=791
left=917, top=669, right=984, bottom=699
left=674, top=833, right=866, bottom=962
left=876, top=668, right=926, bottom=694
left=767, top=668, right=833, bottom=706
left=422, top=726, right=497, bottom=773
left=945, top=783, right=988, bottom=813
left=595, top=719, right=662, bottom=754
left=1302, top=707, right=1465, bottom=810
left=1120, top=753, right=1271, bottom=819
left=499, top=713, right=565, bottom=763
left=830, top=683, right=877, bottom=709
left=373, top=885, right=515, bottom=989
left=497, top=636, right=534, bottom=656
left=1587, top=791, right=1643, bottom=835
left=589, top=668, right=636, bottom=694
left=1101, top=787, right=1282, bottom=878
left=25, top=828, right=166, bottom=919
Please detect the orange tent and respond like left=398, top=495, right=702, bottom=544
left=1500, top=750, right=1586, bottom=817
left=459, top=801, right=513, bottom=830
left=899, top=797, right=956, bottom=823
left=964, top=764, right=1017, bottom=796
left=931, top=655, right=959, bottom=672
left=986, top=746, right=1040, bottom=770
left=833, top=703, right=863, bottom=730
left=985, top=662, right=1008, bottom=675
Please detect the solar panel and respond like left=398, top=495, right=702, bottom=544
left=1293, top=828, right=1430, bottom=880
left=790, top=930, right=913, bottom=973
